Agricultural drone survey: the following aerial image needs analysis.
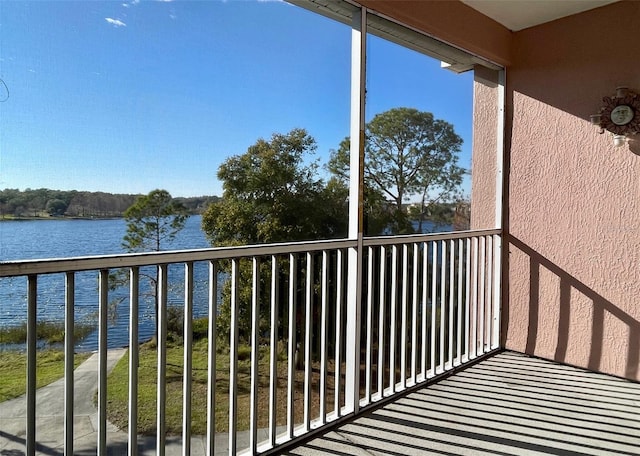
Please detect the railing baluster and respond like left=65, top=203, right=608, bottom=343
left=376, top=246, right=386, bottom=397
left=98, top=270, right=109, bottom=455
left=249, top=257, right=260, bottom=452
left=421, top=242, right=428, bottom=380
left=319, top=251, right=329, bottom=422
left=400, top=244, right=408, bottom=390
left=268, top=256, right=279, bottom=445
left=65, top=272, right=75, bottom=456
left=478, top=236, right=486, bottom=354
left=182, top=262, right=194, bottom=456
left=287, top=254, right=296, bottom=438
left=365, top=246, right=374, bottom=402
left=471, top=237, right=479, bottom=359
left=488, top=236, right=493, bottom=348
left=157, top=265, right=168, bottom=456
left=464, top=238, right=471, bottom=362
left=303, top=253, right=313, bottom=430
left=128, top=267, right=139, bottom=456
left=492, top=234, right=502, bottom=349
left=389, top=245, right=398, bottom=392
left=447, top=239, right=455, bottom=369
left=411, top=243, right=418, bottom=385
left=228, top=259, right=239, bottom=454
left=334, top=250, right=343, bottom=415
left=438, top=241, right=446, bottom=373
left=26, top=275, right=37, bottom=456
left=206, top=261, right=218, bottom=456
left=429, top=241, right=437, bottom=377
left=455, top=239, right=463, bottom=366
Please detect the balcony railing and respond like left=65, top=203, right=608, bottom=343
left=0, top=228, right=501, bottom=455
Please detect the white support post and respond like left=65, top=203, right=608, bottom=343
left=494, top=69, right=505, bottom=349
left=64, top=272, right=75, bottom=456
left=495, top=69, right=505, bottom=231
left=345, top=6, right=366, bottom=415
left=98, top=270, right=109, bottom=456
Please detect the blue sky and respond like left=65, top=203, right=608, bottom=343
left=0, top=0, right=473, bottom=198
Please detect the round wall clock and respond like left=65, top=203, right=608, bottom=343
left=594, top=88, right=640, bottom=137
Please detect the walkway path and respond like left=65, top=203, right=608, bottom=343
left=0, top=349, right=255, bottom=456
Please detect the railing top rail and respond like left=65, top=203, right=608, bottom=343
left=0, top=228, right=500, bottom=277
left=0, top=238, right=356, bottom=277
left=363, top=228, right=500, bottom=247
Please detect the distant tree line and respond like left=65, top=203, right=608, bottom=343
left=0, top=188, right=218, bottom=219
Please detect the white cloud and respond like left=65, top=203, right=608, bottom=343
left=105, top=17, right=127, bottom=27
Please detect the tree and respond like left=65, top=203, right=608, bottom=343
left=202, top=128, right=347, bottom=246
left=202, top=129, right=348, bottom=343
left=116, top=189, right=189, bottom=339
left=46, top=199, right=68, bottom=216
left=328, top=107, right=465, bottom=234
left=123, top=189, right=189, bottom=252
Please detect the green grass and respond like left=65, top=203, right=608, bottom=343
left=106, top=338, right=256, bottom=435
left=0, top=320, right=94, bottom=345
left=106, top=337, right=340, bottom=436
left=0, top=350, right=91, bottom=402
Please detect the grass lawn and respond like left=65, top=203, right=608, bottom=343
left=0, top=350, right=91, bottom=402
left=106, top=338, right=343, bottom=435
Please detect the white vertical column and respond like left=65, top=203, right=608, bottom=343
left=494, top=70, right=505, bottom=351
left=495, top=70, right=505, bottom=230
left=249, top=258, right=260, bottom=451
left=128, top=267, right=139, bottom=456
left=492, top=234, right=502, bottom=349
left=345, top=6, right=366, bottom=415
left=365, top=247, right=374, bottom=402
left=319, top=251, right=329, bottom=422
left=303, top=253, right=313, bottom=430
left=334, top=250, right=343, bottom=415
left=98, top=270, right=109, bottom=456
left=268, top=256, right=279, bottom=444
left=376, top=246, right=386, bottom=396
left=26, top=275, right=37, bottom=456
left=206, top=261, right=218, bottom=456
left=156, top=265, right=168, bottom=456
left=64, top=272, right=75, bottom=456
left=182, top=263, right=194, bottom=456
left=228, top=259, right=239, bottom=454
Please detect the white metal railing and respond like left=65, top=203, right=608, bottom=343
left=0, top=229, right=500, bottom=456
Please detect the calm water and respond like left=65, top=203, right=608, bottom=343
left=0, top=217, right=451, bottom=351
left=0, top=216, right=212, bottom=351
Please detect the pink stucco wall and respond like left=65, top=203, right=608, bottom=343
left=504, top=1, right=640, bottom=380
left=470, top=66, right=499, bottom=229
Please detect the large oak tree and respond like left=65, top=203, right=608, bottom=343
left=202, top=128, right=347, bottom=246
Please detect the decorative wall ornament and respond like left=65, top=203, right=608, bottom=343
left=591, top=87, right=640, bottom=147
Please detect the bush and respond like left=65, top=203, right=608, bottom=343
left=0, top=320, right=94, bottom=345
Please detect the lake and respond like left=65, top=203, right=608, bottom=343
left=0, top=216, right=212, bottom=351
left=0, top=216, right=452, bottom=351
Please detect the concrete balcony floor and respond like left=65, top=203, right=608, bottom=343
left=285, top=351, right=640, bottom=456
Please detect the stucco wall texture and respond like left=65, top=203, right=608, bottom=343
left=505, top=1, right=640, bottom=381
left=358, top=0, right=640, bottom=380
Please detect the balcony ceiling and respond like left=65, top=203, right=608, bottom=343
left=461, top=0, right=619, bottom=31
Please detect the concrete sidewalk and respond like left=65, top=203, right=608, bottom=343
left=0, top=349, right=259, bottom=456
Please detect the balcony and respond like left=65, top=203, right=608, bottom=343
left=1, top=229, right=638, bottom=455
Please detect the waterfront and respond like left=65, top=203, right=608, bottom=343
left=0, top=216, right=211, bottom=351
